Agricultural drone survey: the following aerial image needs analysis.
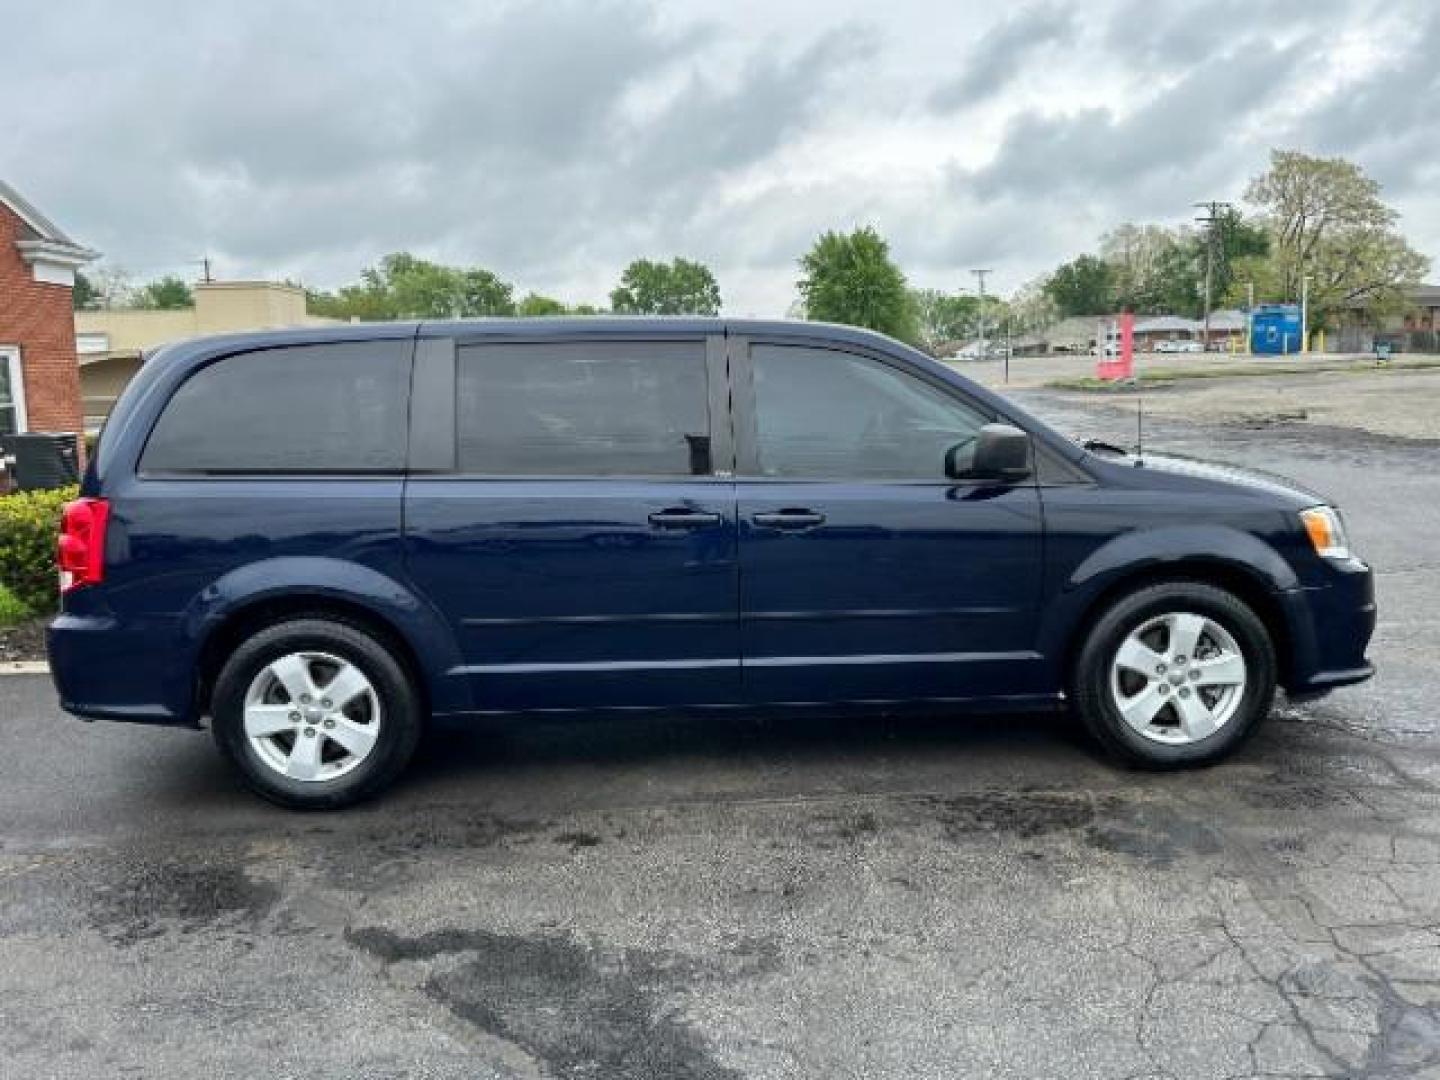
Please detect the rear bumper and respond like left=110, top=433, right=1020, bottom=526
left=1280, top=558, right=1377, bottom=700
left=47, top=612, right=197, bottom=727
left=1286, top=664, right=1375, bottom=703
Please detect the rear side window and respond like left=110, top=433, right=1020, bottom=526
left=141, top=342, right=410, bottom=473
left=456, top=341, right=711, bottom=476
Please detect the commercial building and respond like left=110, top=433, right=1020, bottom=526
left=1132, top=311, right=1247, bottom=351
left=75, top=281, right=337, bottom=429
left=1333, top=284, right=1440, bottom=352
left=1010, top=315, right=1106, bottom=355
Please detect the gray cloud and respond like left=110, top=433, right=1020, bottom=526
left=1099, top=0, right=1343, bottom=65
left=963, top=32, right=1315, bottom=208
left=929, top=4, right=1077, bottom=112
left=1290, top=7, right=1440, bottom=198
left=4, top=0, right=1436, bottom=313
left=8, top=1, right=879, bottom=294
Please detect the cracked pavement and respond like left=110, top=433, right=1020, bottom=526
left=1, top=389, right=1438, bottom=1078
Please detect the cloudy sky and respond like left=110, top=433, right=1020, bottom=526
left=6, top=0, right=1438, bottom=313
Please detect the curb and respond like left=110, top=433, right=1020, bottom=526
left=0, top=661, right=49, bottom=675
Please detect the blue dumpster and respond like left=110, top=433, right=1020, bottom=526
left=1251, top=303, right=1303, bottom=355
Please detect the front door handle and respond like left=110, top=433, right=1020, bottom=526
left=752, top=509, right=826, bottom=530
left=648, top=508, right=723, bottom=529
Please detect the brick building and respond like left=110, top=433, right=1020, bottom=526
left=1335, top=283, right=1440, bottom=352
left=0, top=180, right=97, bottom=436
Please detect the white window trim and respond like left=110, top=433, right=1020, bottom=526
left=0, top=346, right=27, bottom=434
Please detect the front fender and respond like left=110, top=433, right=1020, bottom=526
left=1066, top=524, right=1298, bottom=594
left=1038, top=524, right=1297, bottom=678
left=180, top=556, right=470, bottom=715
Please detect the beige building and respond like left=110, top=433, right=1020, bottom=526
left=75, top=281, right=336, bottom=429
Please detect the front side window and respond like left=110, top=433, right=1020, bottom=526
left=751, top=344, right=991, bottom=479
left=141, top=342, right=409, bottom=472
left=456, top=341, right=711, bottom=476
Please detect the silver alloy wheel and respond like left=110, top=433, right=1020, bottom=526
left=1108, top=611, right=1247, bottom=745
left=243, top=651, right=382, bottom=782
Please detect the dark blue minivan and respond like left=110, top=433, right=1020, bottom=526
left=49, top=320, right=1375, bottom=808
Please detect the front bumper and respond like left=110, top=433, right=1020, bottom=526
left=1280, top=557, right=1377, bottom=700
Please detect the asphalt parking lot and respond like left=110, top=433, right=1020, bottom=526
left=2, top=385, right=1438, bottom=1079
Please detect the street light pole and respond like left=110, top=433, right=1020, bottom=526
left=1246, top=281, right=1254, bottom=356
left=1004, top=313, right=1011, bottom=383
left=1300, top=274, right=1311, bottom=355
left=1202, top=249, right=1212, bottom=349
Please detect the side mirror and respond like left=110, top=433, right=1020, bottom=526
left=949, top=423, right=1031, bottom=481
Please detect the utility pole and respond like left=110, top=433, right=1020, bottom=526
left=972, top=268, right=991, bottom=360
left=192, top=255, right=214, bottom=283
left=1194, top=201, right=1231, bottom=352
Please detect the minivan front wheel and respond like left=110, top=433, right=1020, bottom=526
left=211, top=618, right=422, bottom=809
left=1072, top=582, right=1276, bottom=768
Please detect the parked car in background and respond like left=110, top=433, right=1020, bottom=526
left=946, top=341, right=1010, bottom=362
left=1155, top=339, right=1204, bottom=354
left=49, top=319, right=1376, bottom=808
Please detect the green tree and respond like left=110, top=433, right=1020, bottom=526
left=454, top=267, right=515, bottom=317
left=306, top=253, right=517, bottom=319
left=516, top=292, right=570, bottom=316
left=131, top=275, right=193, bottom=310
left=306, top=281, right=393, bottom=321
left=609, top=258, right=721, bottom=316
left=1008, top=278, right=1060, bottom=333
left=1245, top=150, right=1429, bottom=328
left=72, top=270, right=100, bottom=310
left=1043, top=254, right=1113, bottom=317
left=1208, top=207, right=1269, bottom=308
left=381, top=253, right=515, bottom=318
left=796, top=227, right=914, bottom=341
left=1101, top=223, right=1192, bottom=313
left=1149, top=239, right=1203, bottom=317
left=86, top=265, right=136, bottom=309
left=909, top=289, right=981, bottom=353
left=1098, top=214, right=1267, bottom=317
left=304, top=287, right=343, bottom=317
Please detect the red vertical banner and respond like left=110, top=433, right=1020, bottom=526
left=1119, top=310, right=1134, bottom=379
left=1097, top=316, right=1134, bottom=381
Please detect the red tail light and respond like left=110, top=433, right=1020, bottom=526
left=57, top=497, right=110, bottom=594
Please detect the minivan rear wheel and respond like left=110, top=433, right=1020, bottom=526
left=211, top=617, right=422, bottom=809
left=1071, top=581, right=1276, bottom=768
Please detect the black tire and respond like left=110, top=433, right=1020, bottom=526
left=1070, top=581, right=1276, bottom=769
left=211, top=617, right=422, bottom=809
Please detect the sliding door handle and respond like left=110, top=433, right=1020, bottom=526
left=648, top=508, right=723, bottom=529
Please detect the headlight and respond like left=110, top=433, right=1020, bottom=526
left=1300, top=505, right=1351, bottom=560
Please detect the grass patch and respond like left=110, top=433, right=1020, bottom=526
left=1047, top=356, right=1440, bottom=391
left=0, top=582, right=30, bottom=629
